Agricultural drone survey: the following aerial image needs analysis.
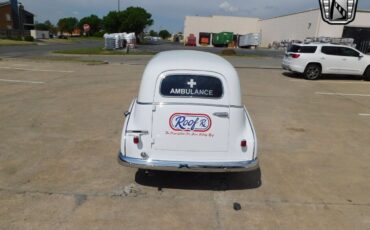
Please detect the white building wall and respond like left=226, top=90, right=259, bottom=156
left=259, top=9, right=370, bottom=47
left=184, top=16, right=259, bottom=46
left=30, top=30, right=49, bottom=39
left=184, top=10, right=370, bottom=48
left=317, top=10, right=370, bottom=37
left=259, top=10, right=321, bottom=47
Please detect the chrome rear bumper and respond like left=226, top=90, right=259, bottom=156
left=118, top=152, right=259, bottom=172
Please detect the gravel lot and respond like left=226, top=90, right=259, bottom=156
left=0, top=57, right=369, bottom=229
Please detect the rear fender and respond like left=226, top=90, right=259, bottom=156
left=305, top=62, right=322, bottom=73
left=244, top=106, right=258, bottom=160
left=363, top=65, right=370, bottom=76
left=121, top=98, right=137, bottom=156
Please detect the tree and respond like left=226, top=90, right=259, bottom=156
left=45, top=20, right=58, bottom=34
left=58, top=17, right=78, bottom=35
left=35, top=20, right=57, bottom=34
left=78, top=14, right=102, bottom=36
left=149, top=30, right=158, bottom=37
left=159, top=30, right=171, bottom=39
left=35, top=22, right=49, bottom=31
left=103, top=7, right=153, bottom=35
left=120, top=7, right=153, bottom=35
left=102, top=11, right=121, bottom=33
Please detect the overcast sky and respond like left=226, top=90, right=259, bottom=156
left=19, top=0, right=370, bottom=33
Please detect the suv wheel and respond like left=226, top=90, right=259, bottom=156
left=304, top=64, right=321, bottom=80
left=364, top=67, right=370, bottom=81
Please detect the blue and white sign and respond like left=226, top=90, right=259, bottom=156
left=169, top=113, right=212, bottom=132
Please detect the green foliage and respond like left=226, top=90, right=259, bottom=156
left=35, top=20, right=56, bottom=34
left=24, top=35, right=34, bottom=42
left=159, top=30, right=171, bottom=39
left=121, top=7, right=153, bottom=34
left=103, top=7, right=153, bottom=34
left=58, top=17, right=78, bottom=35
left=102, top=11, right=121, bottom=34
left=35, top=23, right=49, bottom=31
left=78, top=14, right=102, bottom=36
left=93, top=31, right=105, bottom=37
left=149, top=30, right=158, bottom=37
left=13, top=36, right=23, bottom=41
left=45, top=20, right=58, bottom=34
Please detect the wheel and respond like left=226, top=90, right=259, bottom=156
left=364, top=67, right=370, bottom=81
left=304, top=64, right=321, bottom=80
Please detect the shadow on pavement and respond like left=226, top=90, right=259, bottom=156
left=282, top=71, right=364, bottom=81
left=282, top=72, right=302, bottom=79
left=135, top=168, right=262, bottom=191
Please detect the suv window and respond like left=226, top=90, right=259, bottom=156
left=339, top=47, right=359, bottom=57
left=321, top=46, right=341, bottom=55
left=288, top=45, right=317, bottom=53
left=160, top=75, right=223, bottom=98
left=322, top=46, right=360, bottom=57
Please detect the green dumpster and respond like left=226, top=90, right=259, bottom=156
left=212, top=32, right=234, bottom=47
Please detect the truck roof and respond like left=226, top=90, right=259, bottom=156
left=144, top=50, right=235, bottom=73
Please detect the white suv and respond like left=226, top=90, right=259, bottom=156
left=282, top=43, right=370, bottom=80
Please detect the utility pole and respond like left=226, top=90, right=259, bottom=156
left=118, top=0, right=120, bottom=11
left=18, top=3, right=23, bottom=37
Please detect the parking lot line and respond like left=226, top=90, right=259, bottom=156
left=0, top=79, right=45, bottom=84
left=316, top=92, right=370, bottom=97
left=11, top=64, right=29, bottom=67
left=359, top=113, right=370, bottom=116
left=0, top=66, right=74, bottom=73
left=290, top=79, right=370, bottom=84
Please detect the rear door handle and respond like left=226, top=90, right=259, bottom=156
left=213, top=112, right=229, bottom=118
left=127, top=130, right=149, bottom=135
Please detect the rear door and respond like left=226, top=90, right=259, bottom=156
left=337, top=47, right=363, bottom=75
left=321, top=46, right=363, bottom=75
left=150, top=72, right=230, bottom=160
left=321, top=46, right=345, bottom=74
left=152, top=105, right=229, bottom=152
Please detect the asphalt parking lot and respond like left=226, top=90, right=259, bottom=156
left=0, top=57, right=369, bottom=229
left=0, top=39, right=103, bottom=58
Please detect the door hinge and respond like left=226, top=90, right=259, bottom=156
left=152, top=105, right=156, bottom=112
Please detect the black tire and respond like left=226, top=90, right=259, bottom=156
left=364, top=67, right=370, bottom=81
left=304, top=64, right=321, bottom=80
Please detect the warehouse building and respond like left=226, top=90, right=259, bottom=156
left=184, top=8, right=370, bottom=51
left=260, top=9, right=370, bottom=49
left=184, top=15, right=260, bottom=47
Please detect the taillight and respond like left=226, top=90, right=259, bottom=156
left=133, top=136, right=139, bottom=144
left=241, top=140, right=247, bottom=148
left=291, top=53, right=301, bottom=59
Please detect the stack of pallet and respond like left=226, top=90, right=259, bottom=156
left=104, top=33, right=136, bottom=50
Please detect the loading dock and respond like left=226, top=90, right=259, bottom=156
left=343, top=26, right=370, bottom=53
left=199, top=32, right=211, bottom=46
